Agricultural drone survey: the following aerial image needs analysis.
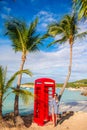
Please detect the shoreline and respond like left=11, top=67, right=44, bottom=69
left=21, top=84, right=87, bottom=96
left=21, top=84, right=86, bottom=90
left=21, top=84, right=34, bottom=88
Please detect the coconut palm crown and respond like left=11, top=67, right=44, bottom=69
left=5, top=17, right=42, bottom=57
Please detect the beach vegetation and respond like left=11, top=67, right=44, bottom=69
left=0, top=65, right=33, bottom=120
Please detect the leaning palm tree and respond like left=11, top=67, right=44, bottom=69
left=74, top=0, right=87, bottom=20
left=47, top=14, right=87, bottom=100
left=0, top=65, right=32, bottom=120
left=5, top=17, right=44, bottom=117
left=5, top=18, right=43, bottom=116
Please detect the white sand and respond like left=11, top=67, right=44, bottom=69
left=30, top=111, right=87, bottom=130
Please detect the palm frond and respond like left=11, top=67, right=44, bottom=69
left=5, top=69, right=32, bottom=92
left=76, top=31, right=87, bottom=39
left=47, top=36, right=67, bottom=47
left=5, top=20, right=23, bottom=51
left=78, top=6, right=86, bottom=19
left=0, top=66, right=7, bottom=94
left=5, top=17, right=44, bottom=54
left=42, top=33, right=51, bottom=39
left=48, top=23, right=64, bottom=36
left=3, top=91, right=12, bottom=102
left=27, top=34, right=40, bottom=51
left=12, top=88, right=33, bottom=105
left=27, top=34, right=46, bottom=51
left=0, top=66, right=3, bottom=91
left=75, top=0, right=87, bottom=19
left=28, top=17, right=38, bottom=37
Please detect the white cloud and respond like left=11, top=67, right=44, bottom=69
left=0, top=5, right=11, bottom=20
left=36, top=10, right=57, bottom=31
left=3, top=6, right=11, bottom=15
left=1, top=13, right=9, bottom=19
left=38, top=11, right=48, bottom=16
left=78, top=21, right=87, bottom=33
left=41, top=23, right=47, bottom=28
left=0, top=35, right=87, bottom=83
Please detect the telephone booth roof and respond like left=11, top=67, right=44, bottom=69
left=35, top=78, right=55, bottom=85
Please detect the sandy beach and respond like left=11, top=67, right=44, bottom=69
left=1, top=111, right=87, bottom=130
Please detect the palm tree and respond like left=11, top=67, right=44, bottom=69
left=5, top=17, right=44, bottom=117
left=0, top=65, right=32, bottom=120
left=47, top=14, right=87, bottom=100
left=74, top=0, right=87, bottom=20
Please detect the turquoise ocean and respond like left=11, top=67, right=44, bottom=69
left=3, top=87, right=87, bottom=116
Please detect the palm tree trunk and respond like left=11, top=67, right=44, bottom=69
left=14, top=55, right=26, bottom=117
left=59, top=43, right=73, bottom=101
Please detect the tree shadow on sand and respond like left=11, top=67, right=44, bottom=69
left=57, top=101, right=87, bottom=125
left=21, top=113, right=33, bottom=127
left=57, top=111, right=74, bottom=125
left=1, top=113, right=33, bottom=128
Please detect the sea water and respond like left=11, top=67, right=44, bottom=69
left=56, top=88, right=87, bottom=102
left=3, top=87, right=87, bottom=115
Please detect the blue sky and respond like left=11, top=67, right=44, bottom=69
left=0, top=0, right=87, bottom=83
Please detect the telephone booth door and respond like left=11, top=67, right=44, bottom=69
left=33, top=78, right=55, bottom=126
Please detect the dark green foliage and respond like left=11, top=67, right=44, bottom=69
left=56, top=79, right=87, bottom=88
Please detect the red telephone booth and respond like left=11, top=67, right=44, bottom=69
left=33, top=78, right=55, bottom=126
